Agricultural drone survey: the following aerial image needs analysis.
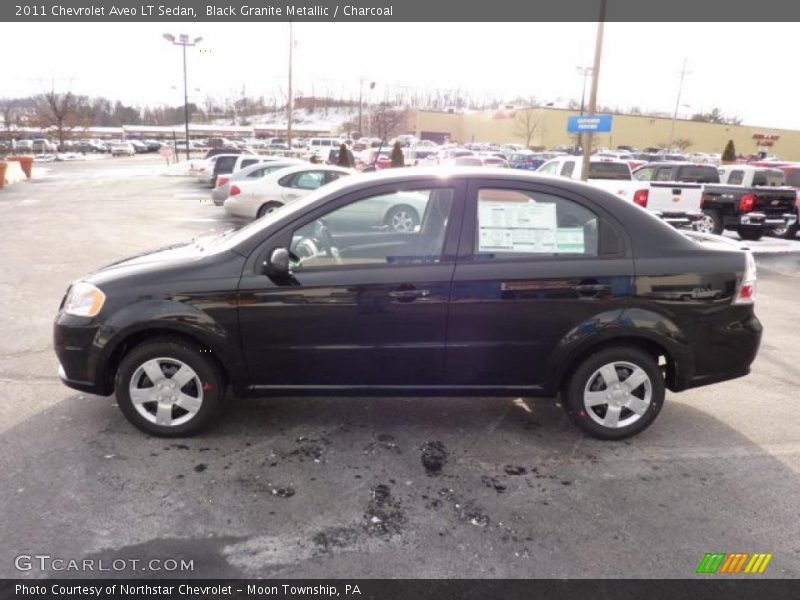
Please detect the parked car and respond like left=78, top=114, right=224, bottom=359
left=307, top=138, right=343, bottom=160
left=632, top=162, right=720, bottom=229
left=32, top=138, right=57, bottom=153
left=205, top=153, right=245, bottom=187
left=54, top=167, right=762, bottom=439
left=212, top=159, right=305, bottom=206
left=203, top=147, right=253, bottom=159
left=702, top=165, right=797, bottom=240
left=536, top=156, right=649, bottom=205
left=110, top=142, right=136, bottom=157
left=224, top=164, right=353, bottom=219
left=129, top=140, right=148, bottom=154
left=769, top=163, right=800, bottom=238
left=212, top=154, right=270, bottom=188
left=508, top=152, right=546, bottom=171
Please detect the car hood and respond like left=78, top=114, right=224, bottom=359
left=84, top=236, right=222, bottom=286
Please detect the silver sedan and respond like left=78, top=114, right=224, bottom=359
left=211, top=159, right=304, bottom=206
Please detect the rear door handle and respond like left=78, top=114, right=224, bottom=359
left=573, top=283, right=611, bottom=297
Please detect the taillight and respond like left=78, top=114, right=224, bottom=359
left=217, top=176, right=229, bottom=187
left=230, top=185, right=241, bottom=196
left=700, top=193, right=707, bottom=208
left=733, top=251, right=757, bottom=305
left=633, top=189, right=649, bottom=208
left=739, top=193, right=756, bottom=212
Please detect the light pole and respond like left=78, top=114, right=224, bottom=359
left=163, top=33, right=202, bottom=161
left=575, top=66, right=593, bottom=154
left=287, top=23, right=293, bottom=151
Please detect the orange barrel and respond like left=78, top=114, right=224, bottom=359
left=7, top=155, right=33, bottom=178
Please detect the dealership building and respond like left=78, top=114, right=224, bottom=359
left=406, top=107, right=800, bottom=159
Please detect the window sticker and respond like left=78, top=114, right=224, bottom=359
left=556, top=228, right=586, bottom=253
left=478, top=200, right=558, bottom=253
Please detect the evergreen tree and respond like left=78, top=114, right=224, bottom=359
left=722, top=139, right=736, bottom=162
left=390, top=141, right=405, bottom=168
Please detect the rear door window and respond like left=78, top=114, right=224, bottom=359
left=560, top=161, right=576, bottom=177
left=474, top=188, right=599, bottom=258
left=633, top=166, right=655, bottom=181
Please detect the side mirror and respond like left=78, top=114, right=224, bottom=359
left=263, top=247, right=291, bottom=277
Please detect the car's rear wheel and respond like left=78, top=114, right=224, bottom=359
left=737, top=228, right=764, bottom=241
left=562, top=346, right=664, bottom=440
left=257, top=201, right=283, bottom=219
left=770, top=220, right=798, bottom=239
left=115, top=337, right=224, bottom=437
left=700, top=210, right=724, bottom=235
left=385, top=205, right=419, bottom=233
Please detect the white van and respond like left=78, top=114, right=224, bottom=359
left=307, top=138, right=342, bottom=160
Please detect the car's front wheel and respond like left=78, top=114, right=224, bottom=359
left=115, top=337, right=225, bottom=437
left=385, top=205, right=419, bottom=233
left=562, top=346, right=665, bottom=440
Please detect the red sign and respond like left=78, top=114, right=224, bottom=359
left=752, top=133, right=780, bottom=141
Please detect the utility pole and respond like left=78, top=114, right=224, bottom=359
left=287, top=22, right=293, bottom=150
left=668, top=59, right=689, bottom=153
left=575, top=66, right=593, bottom=154
left=580, top=0, right=606, bottom=182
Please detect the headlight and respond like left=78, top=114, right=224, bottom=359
left=63, top=282, right=106, bottom=317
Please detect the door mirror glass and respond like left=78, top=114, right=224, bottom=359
left=264, top=247, right=291, bottom=276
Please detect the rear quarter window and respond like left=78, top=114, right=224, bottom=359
left=676, top=165, right=719, bottom=183
left=588, top=163, right=631, bottom=180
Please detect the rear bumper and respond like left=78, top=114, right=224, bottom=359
left=672, top=314, right=762, bottom=392
left=736, top=212, right=796, bottom=228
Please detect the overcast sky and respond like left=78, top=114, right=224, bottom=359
left=3, top=22, right=799, bottom=129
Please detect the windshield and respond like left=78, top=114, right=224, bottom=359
left=783, top=168, right=800, bottom=187
left=676, top=165, right=720, bottom=183
left=587, top=162, right=631, bottom=180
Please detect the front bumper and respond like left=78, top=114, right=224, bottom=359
left=54, top=315, right=111, bottom=396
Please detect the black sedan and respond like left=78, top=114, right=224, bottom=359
left=54, top=168, right=761, bottom=440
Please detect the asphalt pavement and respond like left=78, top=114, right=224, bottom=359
left=1, top=156, right=798, bottom=579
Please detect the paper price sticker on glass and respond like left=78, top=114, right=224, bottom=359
left=477, top=193, right=586, bottom=255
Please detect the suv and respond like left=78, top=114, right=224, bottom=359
left=54, top=169, right=761, bottom=440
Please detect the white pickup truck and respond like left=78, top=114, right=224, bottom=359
left=631, top=162, right=720, bottom=229
left=536, top=156, right=650, bottom=206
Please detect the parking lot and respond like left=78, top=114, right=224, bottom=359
left=1, top=156, right=799, bottom=579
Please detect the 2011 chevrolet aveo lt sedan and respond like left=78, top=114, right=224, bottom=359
left=54, top=168, right=762, bottom=440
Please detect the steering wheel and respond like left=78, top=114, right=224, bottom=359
left=313, top=220, right=342, bottom=265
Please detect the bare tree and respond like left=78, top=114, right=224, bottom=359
left=0, top=100, right=19, bottom=135
left=35, top=89, right=90, bottom=150
left=370, top=103, right=408, bottom=140
left=673, top=138, right=693, bottom=151
left=514, top=109, right=541, bottom=148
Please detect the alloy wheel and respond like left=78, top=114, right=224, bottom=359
left=583, top=361, right=653, bottom=429
left=128, top=357, right=204, bottom=427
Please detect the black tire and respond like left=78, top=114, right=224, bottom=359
left=115, top=337, right=225, bottom=437
left=385, top=205, right=420, bottom=233
left=257, top=201, right=283, bottom=219
left=562, top=346, right=665, bottom=440
left=770, top=221, right=799, bottom=240
left=701, top=210, right=724, bottom=235
left=737, top=228, right=764, bottom=241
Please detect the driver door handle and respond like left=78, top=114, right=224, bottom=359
left=388, top=289, right=431, bottom=299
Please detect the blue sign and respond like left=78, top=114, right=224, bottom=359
left=567, top=114, right=613, bottom=133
